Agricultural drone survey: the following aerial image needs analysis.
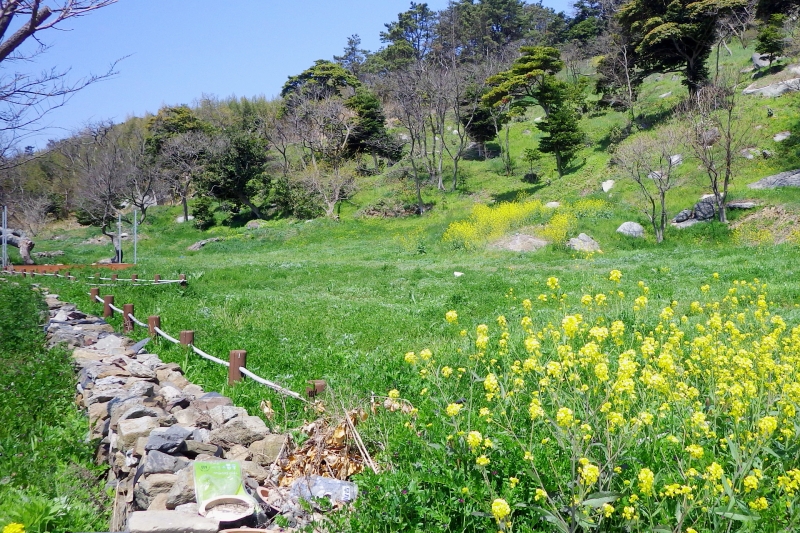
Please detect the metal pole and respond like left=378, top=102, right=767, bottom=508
left=117, top=212, right=122, bottom=263
left=1, top=205, right=7, bottom=270
left=133, top=208, right=138, bottom=264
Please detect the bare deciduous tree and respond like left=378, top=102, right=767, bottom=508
left=0, top=0, right=119, bottom=164
left=680, top=74, right=751, bottom=223
left=614, top=127, right=683, bottom=243
left=158, top=131, right=216, bottom=223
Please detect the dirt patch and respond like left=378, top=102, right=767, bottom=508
left=730, top=205, right=800, bottom=244
left=490, top=230, right=549, bottom=252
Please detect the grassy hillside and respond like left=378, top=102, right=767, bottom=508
left=6, top=40, right=800, bottom=533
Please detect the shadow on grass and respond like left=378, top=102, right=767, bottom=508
left=492, top=183, right=548, bottom=203
left=752, top=63, right=787, bottom=80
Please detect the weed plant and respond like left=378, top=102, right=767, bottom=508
left=0, top=282, right=110, bottom=533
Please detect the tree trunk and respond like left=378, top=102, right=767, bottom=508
left=554, top=150, right=564, bottom=177
left=0, top=228, right=35, bottom=265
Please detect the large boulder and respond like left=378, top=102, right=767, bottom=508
left=693, top=198, right=716, bottom=221
left=672, top=209, right=693, bottom=223
left=748, top=169, right=800, bottom=189
left=616, top=222, right=645, bottom=238
left=209, top=416, right=269, bottom=447
left=566, top=233, right=600, bottom=252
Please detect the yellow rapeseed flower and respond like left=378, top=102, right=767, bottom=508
left=446, top=310, right=458, bottom=323
left=446, top=403, right=463, bottom=417
left=466, top=431, right=482, bottom=450
left=685, top=444, right=704, bottom=459
left=749, top=497, right=768, bottom=511
left=476, top=455, right=490, bottom=466
left=3, top=524, right=25, bottom=533
left=534, top=488, right=548, bottom=501
left=547, top=277, right=560, bottom=290
left=638, top=468, right=654, bottom=495
left=509, top=477, right=519, bottom=488
left=388, top=389, right=400, bottom=399
left=556, top=407, right=574, bottom=427
left=404, top=351, right=418, bottom=364
left=744, top=475, right=759, bottom=492
left=602, top=503, right=614, bottom=517
left=580, top=462, right=600, bottom=486
left=609, top=269, right=622, bottom=283
left=492, top=498, right=511, bottom=522
left=441, top=366, right=453, bottom=378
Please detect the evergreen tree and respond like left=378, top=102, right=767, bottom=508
left=537, top=104, right=584, bottom=176
left=755, top=15, right=787, bottom=65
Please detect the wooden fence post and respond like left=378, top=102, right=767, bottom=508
left=131, top=274, right=138, bottom=282
left=90, top=287, right=99, bottom=303
left=154, top=274, right=161, bottom=283
left=228, top=350, right=247, bottom=385
left=123, top=304, right=134, bottom=332
left=103, top=295, right=114, bottom=318
left=148, top=316, right=160, bottom=337
left=111, top=273, right=118, bottom=282
left=179, top=330, right=194, bottom=346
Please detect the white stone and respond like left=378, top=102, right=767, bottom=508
left=659, top=91, right=672, bottom=98
left=774, top=131, right=791, bottom=142
left=601, top=180, right=615, bottom=192
left=128, top=510, right=219, bottom=533
left=453, top=271, right=464, bottom=277
left=616, top=221, right=645, bottom=238
left=545, top=201, right=560, bottom=208
left=175, top=216, right=195, bottom=223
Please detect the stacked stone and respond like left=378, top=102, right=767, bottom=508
left=44, top=294, right=288, bottom=533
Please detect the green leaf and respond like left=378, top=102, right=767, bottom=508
left=652, top=526, right=671, bottom=533
left=712, top=506, right=759, bottom=522
left=582, top=492, right=622, bottom=508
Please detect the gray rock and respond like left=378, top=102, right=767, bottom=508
left=125, top=380, right=156, bottom=398
left=165, top=466, right=195, bottom=509
left=128, top=510, right=218, bottom=533
left=210, top=416, right=269, bottom=447
left=670, top=154, right=683, bottom=166
left=117, top=405, right=166, bottom=430
left=127, top=361, right=157, bottom=379
left=672, top=219, right=702, bottom=229
left=249, top=435, right=287, bottom=466
left=601, top=179, right=614, bottom=192
left=118, top=416, right=161, bottom=450
left=145, top=425, right=193, bottom=454
left=774, top=131, right=791, bottom=142
left=179, top=440, right=221, bottom=458
left=616, top=221, right=645, bottom=238
left=752, top=53, right=771, bottom=68
left=693, top=198, right=716, bottom=221
left=172, top=407, right=201, bottom=426
left=673, top=209, right=692, bottom=223
left=186, top=237, right=219, bottom=251
left=748, top=169, right=800, bottom=189
left=701, top=127, right=720, bottom=147
left=143, top=450, right=191, bottom=475
left=545, top=201, right=560, bottom=208
left=208, top=405, right=248, bottom=428
left=192, top=392, right=233, bottom=412
left=742, top=78, right=800, bottom=97
left=134, top=473, right=177, bottom=510
left=566, top=233, right=600, bottom=252
left=181, top=384, right=204, bottom=400
left=726, top=200, right=757, bottom=209
left=245, top=219, right=264, bottom=229
left=224, top=444, right=251, bottom=462
left=241, top=460, right=269, bottom=483
left=192, top=428, right=211, bottom=443
left=659, top=91, right=672, bottom=98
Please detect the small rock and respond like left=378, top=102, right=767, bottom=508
left=165, top=466, right=196, bottom=509
left=672, top=219, right=701, bottom=229
left=134, top=473, right=177, bottom=510
left=545, top=201, right=560, bottom=208
left=144, top=450, right=191, bottom=475
left=659, top=91, right=672, bottom=98
left=774, top=131, right=791, bottom=142
left=601, top=180, right=614, bottom=192
left=210, top=416, right=269, bottom=447
left=118, top=416, right=161, bottom=450
left=672, top=209, right=693, bottom=223
left=249, top=435, right=287, bottom=466
left=726, top=200, right=757, bottom=209
left=566, top=233, right=600, bottom=252
left=145, top=425, right=193, bottom=454
left=127, top=510, right=218, bottom=533
left=186, top=238, right=220, bottom=251
left=179, top=440, right=220, bottom=458
left=225, top=444, right=251, bottom=462
left=208, top=405, right=248, bottom=428
left=175, top=216, right=195, bottom=223
left=147, top=493, right=170, bottom=511
left=616, top=221, right=645, bottom=238
left=192, top=392, right=233, bottom=412
left=670, top=154, right=683, bottom=166
left=127, top=361, right=157, bottom=379
left=245, top=220, right=264, bottom=229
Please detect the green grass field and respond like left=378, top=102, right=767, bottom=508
left=3, top=40, right=800, bottom=532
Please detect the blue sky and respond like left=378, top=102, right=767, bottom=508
left=16, top=0, right=571, bottom=148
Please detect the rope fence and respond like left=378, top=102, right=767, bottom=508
left=87, top=288, right=307, bottom=402
left=0, top=268, right=187, bottom=286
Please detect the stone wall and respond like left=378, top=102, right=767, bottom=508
left=44, top=293, right=290, bottom=533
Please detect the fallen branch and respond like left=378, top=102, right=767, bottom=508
left=0, top=228, right=35, bottom=264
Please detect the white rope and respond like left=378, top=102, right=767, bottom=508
left=239, top=367, right=306, bottom=401
left=108, top=302, right=123, bottom=314
left=190, top=344, right=230, bottom=367
left=94, top=294, right=104, bottom=303
left=153, top=326, right=180, bottom=345
left=127, top=313, right=147, bottom=328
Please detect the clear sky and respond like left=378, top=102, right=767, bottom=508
left=16, top=0, right=571, bottom=148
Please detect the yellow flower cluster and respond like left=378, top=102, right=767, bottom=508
left=2, top=525, right=24, bottom=533
left=401, top=271, right=800, bottom=532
